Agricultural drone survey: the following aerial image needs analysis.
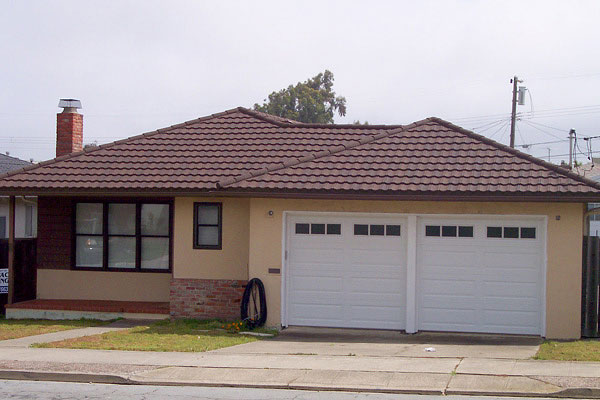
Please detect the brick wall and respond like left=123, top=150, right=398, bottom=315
left=37, top=196, right=71, bottom=269
left=169, top=278, right=247, bottom=320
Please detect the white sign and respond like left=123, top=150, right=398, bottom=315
left=0, top=269, right=7, bottom=294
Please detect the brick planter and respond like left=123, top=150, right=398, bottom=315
left=169, top=278, right=247, bottom=320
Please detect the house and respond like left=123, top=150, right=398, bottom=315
left=0, top=154, right=36, bottom=240
left=1, top=100, right=599, bottom=339
left=574, top=161, right=600, bottom=236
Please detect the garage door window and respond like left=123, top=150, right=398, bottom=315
left=426, top=225, right=473, bottom=238
left=296, top=223, right=341, bottom=235
left=487, top=226, right=536, bottom=239
left=355, top=224, right=401, bottom=236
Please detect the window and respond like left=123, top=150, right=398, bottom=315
left=74, top=201, right=171, bottom=271
left=355, top=223, right=401, bottom=236
left=326, top=224, right=341, bottom=235
left=487, top=226, right=536, bottom=239
left=425, top=225, right=441, bottom=237
left=194, top=203, right=222, bottom=249
left=25, top=205, right=33, bottom=237
left=458, top=226, right=474, bottom=238
left=311, top=223, right=325, bottom=234
left=354, top=224, right=369, bottom=235
left=386, top=225, right=401, bottom=236
left=295, top=223, right=309, bottom=234
left=0, top=216, right=5, bottom=239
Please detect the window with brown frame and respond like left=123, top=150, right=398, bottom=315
left=194, top=202, right=222, bottom=249
left=73, top=201, right=171, bottom=272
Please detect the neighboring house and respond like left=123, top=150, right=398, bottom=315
left=574, top=161, right=600, bottom=236
left=1, top=102, right=600, bottom=340
left=0, top=154, right=36, bottom=239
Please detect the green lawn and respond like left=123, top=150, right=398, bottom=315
left=34, top=319, right=277, bottom=352
left=0, top=318, right=108, bottom=341
left=535, top=339, right=600, bottom=361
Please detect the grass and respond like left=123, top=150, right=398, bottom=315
left=34, top=319, right=278, bottom=352
left=0, top=317, right=108, bottom=341
left=535, top=339, right=600, bottom=361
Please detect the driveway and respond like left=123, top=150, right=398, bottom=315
left=214, top=326, right=542, bottom=359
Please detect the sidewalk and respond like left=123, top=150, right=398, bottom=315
left=0, top=323, right=598, bottom=398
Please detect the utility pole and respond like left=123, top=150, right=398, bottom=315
left=509, top=76, right=521, bottom=148
left=569, top=129, right=575, bottom=168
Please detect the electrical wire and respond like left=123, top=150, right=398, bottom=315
left=520, top=119, right=565, bottom=140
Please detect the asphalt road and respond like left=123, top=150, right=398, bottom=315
left=0, top=380, right=582, bottom=400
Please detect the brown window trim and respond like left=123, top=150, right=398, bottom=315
left=71, top=199, right=173, bottom=273
left=193, top=202, right=222, bottom=250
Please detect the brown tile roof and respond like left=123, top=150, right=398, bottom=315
left=1, top=107, right=599, bottom=201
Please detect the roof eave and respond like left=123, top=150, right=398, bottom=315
left=0, top=187, right=598, bottom=203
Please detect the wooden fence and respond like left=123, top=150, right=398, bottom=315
left=582, top=235, right=600, bottom=337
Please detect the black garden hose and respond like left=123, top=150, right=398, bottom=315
left=240, top=278, right=267, bottom=329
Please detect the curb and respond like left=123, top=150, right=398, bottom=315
left=0, top=369, right=599, bottom=398
left=0, top=370, right=133, bottom=385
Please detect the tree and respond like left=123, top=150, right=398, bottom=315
left=253, top=70, right=346, bottom=124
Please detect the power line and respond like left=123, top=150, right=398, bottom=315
left=519, top=119, right=565, bottom=140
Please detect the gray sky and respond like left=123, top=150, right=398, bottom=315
left=1, top=0, right=599, bottom=164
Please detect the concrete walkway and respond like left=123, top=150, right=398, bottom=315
left=0, top=323, right=598, bottom=398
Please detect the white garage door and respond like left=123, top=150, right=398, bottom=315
left=286, top=215, right=407, bottom=330
left=417, top=218, right=544, bottom=335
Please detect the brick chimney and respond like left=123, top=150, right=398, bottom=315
left=56, top=99, right=83, bottom=157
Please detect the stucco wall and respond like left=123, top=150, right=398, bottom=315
left=247, top=198, right=584, bottom=339
left=173, top=197, right=249, bottom=280
left=37, top=269, right=171, bottom=302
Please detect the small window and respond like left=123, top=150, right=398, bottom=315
left=386, top=225, right=401, bottom=236
left=194, top=202, right=222, bottom=249
left=425, top=225, right=441, bottom=237
left=442, top=226, right=457, bottom=237
left=354, top=224, right=369, bottom=235
left=370, top=225, right=385, bottom=236
left=25, top=205, right=33, bottom=237
left=487, top=226, right=502, bottom=238
left=295, top=223, right=309, bottom=234
left=311, top=223, right=325, bottom=234
left=326, top=224, right=341, bottom=235
left=458, top=226, right=473, bottom=238
left=520, top=227, right=536, bottom=239
left=504, top=227, right=519, bottom=238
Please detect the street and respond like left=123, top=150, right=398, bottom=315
left=0, top=380, right=582, bottom=400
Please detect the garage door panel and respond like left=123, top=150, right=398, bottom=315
left=421, top=294, right=477, bottom=309
left=479, top=297, right=540, bottom=312
left=482, top=281, right=539, bottom=297
left=291, top=276, right=343, bottom=291
left=420, top=249, right=478, bottom=266
left=420, top=279, right=477, bottom=294
left=348, top=277, right=404, bottom=293
left=480, top=267, right=540, bottom=283
left=291, top=264, right=343, bottom=278
left=291, top=249, right=344, bottom=264
left=420, top=308, right=476, bottom=324
left=483, top=310, right=540, bottom=327
left=348, top=305, right=403, bottom=322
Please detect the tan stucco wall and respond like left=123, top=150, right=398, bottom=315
left=247, top=198, right=584, bottom=339
left=37, top=269, right=171, bottom=302
left=173, top=197, right=249, bottom=280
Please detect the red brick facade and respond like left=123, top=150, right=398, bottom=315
left=169, top=278, right=247, bottom=320
left=56, top=112, right=83, bottom=157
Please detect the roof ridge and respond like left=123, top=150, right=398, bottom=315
left=0, top=153, right=31, bottom=164
left=0, top=107, right=250, bottom=181
left=428, top=117, right=600, bottom=191
left=216, top=119, right=431, bottom=189
left=237, top=107, right=402, bottom=130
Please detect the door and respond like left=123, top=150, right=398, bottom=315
left=286, top=214, right=407, bottom=329
left=416, top=217, right=544, bottom=335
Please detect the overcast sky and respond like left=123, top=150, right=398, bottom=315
left=1, top=1, right=599, bottom=164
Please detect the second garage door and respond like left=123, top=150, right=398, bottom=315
left=417, top=217, right=544, bottom=335
left=286, top=215, right=407, bottom=330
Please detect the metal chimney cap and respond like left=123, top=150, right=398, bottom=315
left=58, top=99, right=82, bottom=109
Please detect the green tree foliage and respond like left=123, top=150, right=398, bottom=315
left=253, top=70, right=347, bottom=124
